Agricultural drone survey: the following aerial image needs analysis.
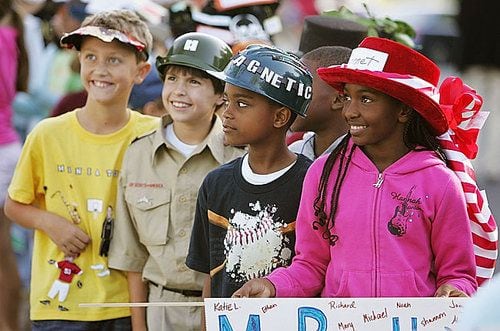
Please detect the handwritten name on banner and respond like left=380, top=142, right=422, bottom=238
left=205, top=297, right=467, bottom=331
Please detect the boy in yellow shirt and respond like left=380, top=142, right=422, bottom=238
left=5, top=9, right=158, bottom=330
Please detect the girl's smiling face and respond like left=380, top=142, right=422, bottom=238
left=342, top=83, right=410, bottom=157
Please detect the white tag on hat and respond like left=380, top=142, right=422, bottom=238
left=347, top=47, right=389, bottom=71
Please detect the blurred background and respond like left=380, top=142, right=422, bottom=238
left=5, top=0, right=499, bottom=329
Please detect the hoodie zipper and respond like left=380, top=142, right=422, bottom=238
left=372, top=172, right=384, bottom=296
left=373, top=173, right=384, bottom=188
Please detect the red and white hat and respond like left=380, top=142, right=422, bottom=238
left=317, top=37, right=447, bottom=135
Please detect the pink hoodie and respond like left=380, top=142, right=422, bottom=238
left=268, top=141, right=477, bottom=297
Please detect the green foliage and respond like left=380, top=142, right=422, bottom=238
left=323, top=3, right=417, bottom=49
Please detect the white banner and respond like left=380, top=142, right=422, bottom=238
left=204, top=297, right=467, bottom=331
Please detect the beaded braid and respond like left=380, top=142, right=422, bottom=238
left=312, top=134, right=355, bottom=245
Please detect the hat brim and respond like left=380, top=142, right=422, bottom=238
left=60, top=26, right=148, bottom=60
left=318, top=67, right=448, bottom=135
left=155, top=54, right=225, bottom=81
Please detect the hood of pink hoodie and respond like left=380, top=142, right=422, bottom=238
left=349, top=144, right=445, bottom=175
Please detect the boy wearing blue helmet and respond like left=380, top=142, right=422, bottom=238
left=186, top=45, right=313, bottom=302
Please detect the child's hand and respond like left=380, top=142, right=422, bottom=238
left=232, top=278, right=276, bottom=298
left=434, top=284, right=468, bottom=297
left=42, top=213, right=90, bottom=257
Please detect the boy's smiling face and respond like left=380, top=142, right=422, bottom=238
left=161, top=66, right=224, bottom=126
left=79, top=37, right=150, bottom=107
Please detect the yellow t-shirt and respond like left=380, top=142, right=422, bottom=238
left=8, top=110, right=158, bottom=321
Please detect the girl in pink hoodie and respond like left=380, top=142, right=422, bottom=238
left=233, top=37, right=497, bottom=299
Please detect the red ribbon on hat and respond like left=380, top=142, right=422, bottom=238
left=439, top=76, right=484, bottom=159
left=437, top=76, right=497, bottom=286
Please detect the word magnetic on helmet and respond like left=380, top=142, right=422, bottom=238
left=156, top=32, right=233, bottom=81
left=222, top=45, right=313, bottom=116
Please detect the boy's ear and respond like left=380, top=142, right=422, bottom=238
left=134, top=62, right=152, bottom=84
left=274, top=107, right=292, bottom=129
left=215, top=93, right=225, bottom=107
left=331, top=94, right=344, bottom=111
left=213, top=94, right=226, bottom=116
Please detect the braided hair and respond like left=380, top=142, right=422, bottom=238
left=312, top=105, right=447, bottom=246
left=402, top=107, right=448, bottom=162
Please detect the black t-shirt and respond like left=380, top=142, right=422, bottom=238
left=186, top=154, right=312, bottom=297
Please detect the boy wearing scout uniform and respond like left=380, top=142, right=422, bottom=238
left=107, top=32, right=244, bottom=331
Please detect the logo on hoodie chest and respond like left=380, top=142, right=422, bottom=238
left=387, top=185, right=424, bottom=237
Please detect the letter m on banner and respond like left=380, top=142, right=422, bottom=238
left=184, top=39, right=199, bottom=52
left=219, top=314, right=261, bottom=331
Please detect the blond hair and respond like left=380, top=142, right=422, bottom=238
left=81, top=10, right=153, bottom=59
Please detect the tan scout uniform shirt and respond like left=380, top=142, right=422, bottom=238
left=108, top=115, right=244, bottom=291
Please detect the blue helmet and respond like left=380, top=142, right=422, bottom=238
left=222, top=45, right=313, bottom=116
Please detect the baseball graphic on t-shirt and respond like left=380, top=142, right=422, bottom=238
left=224, top=201, right=292, bottom=282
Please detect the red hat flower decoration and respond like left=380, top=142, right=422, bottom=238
left=439, top=76, right=487, bottom=159
left=437, top=77, right=497, bottom=285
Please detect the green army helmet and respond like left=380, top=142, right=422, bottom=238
left=156, top=32, right=233, bottom=81
left=222, top=44, right=313, bottom=117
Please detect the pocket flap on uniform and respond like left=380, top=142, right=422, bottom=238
left=126, top=190, right=171, bottom=211
left=125, top=187, right=171, bottom=246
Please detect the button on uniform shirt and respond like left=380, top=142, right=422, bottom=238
left=108, top=115, right=244, bottom=291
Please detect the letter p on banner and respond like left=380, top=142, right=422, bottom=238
left=298, top=307, right=327, bottom=331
